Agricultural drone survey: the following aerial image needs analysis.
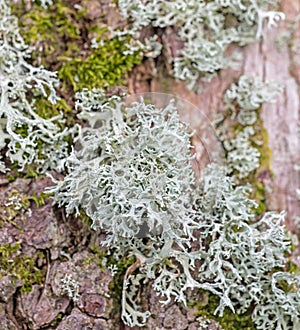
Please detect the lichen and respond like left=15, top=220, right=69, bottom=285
left=216, top=75, right=281, bottom=212
left=2, top=1, right=298, bottom=328
left=190, top=291, right=256, bottom=330
left=48, top=90, right=196, bottom=246
left=14, top=0, right=142, bottom=95
left=116, top=0, right=285, bottom=90
left=224, top=126, right=261, bottom=179
left=0, top=0, right=73, bottom=172
left=61, top=273, right=80, bottom=302
left=49, top=93, right=300, bottom=329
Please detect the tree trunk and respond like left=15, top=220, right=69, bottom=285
left=0, top=1, right=299, bottom=329
left=128, top=0, right=300, bottom=230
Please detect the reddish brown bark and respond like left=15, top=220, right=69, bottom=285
left=128, top=0, right=300, bottom=229
left=0, top=1, right=299, bottom=329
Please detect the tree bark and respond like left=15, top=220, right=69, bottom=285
left=0, top=1, right=299, bottom=329
left=128, top=0, right=300, bottom=230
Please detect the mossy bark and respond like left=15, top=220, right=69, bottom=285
left=0, top=1, right=299, bottom=329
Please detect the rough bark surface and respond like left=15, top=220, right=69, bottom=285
left=128, top=0, right=300, bottom=228
left=0, top=1, right=299, bottom=329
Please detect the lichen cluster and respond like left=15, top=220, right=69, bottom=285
left=49, top=93, right=300, bottom=330
left=0, top=0, right=72, bottom=173
left=115, top=166, right=299, bottom=329
left=0, top=1, right=299, bottom=330
left=48, top=90, right=196, bottom=247
left=116, top=0, right=284, bottom=89
left=217, top=75, right=282, bottom=179
left=61, top=273, right=80, bottom=302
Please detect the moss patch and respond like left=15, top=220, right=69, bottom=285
left=242, top=111, right=273, bottom=214
left=0, top=189, right=48, bottom=228
left=33, top=98, right=73, bottom=125
left=0, top=242, right=45, bottom=293
left=14, top=0, right=142, bottom=96
left=12, top=0, right=85, bottom=67
left=59, top=36, right=142, bottom=92
left=190, top=291, right=256, bottom=330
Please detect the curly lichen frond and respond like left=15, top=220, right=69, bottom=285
left=49, top=91, right=300, bottom=329
left=117, top=0, right=284, bottom=90
left=117, top=166, right=297, bottom=329
left=217, top=75, right=282, bottom=179
left=0, top=0, right=72, bottom=172
left=49, top=91, right=197, bottom=246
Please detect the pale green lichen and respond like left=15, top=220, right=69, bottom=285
left=224, top=75, right=282, bottom=125
left=114, top=165, right=298, bottom=329
left=0, top=0, right=72, bottom=172
left=49, top=92, right=300, bottom=329
left=48, top=90, right=196, bottom=247
left=116, top=0, right=284, bottom=90
left=217, top=75, right=282, bottom=179
left=61, top=273, right=80, bottom=302
left=224, top=126, right=261, bottom=179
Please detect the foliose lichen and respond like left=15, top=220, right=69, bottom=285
left=49, top=92, right=300, bottom=329
left=61, top=273, right=80, bottom=302
left=217, top=75, right=282, bottom=179
left=116, top=0, right=285, bottom=90
left=48, top=89, right=197, bottom=247
left=0, top=0, right=72, bottom=172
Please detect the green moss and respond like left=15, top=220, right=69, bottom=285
left=6, top=163, right=43, bottom=182
left=252, top=114, right=272, bottom=171
left=84, top=243, right=107, bottom=268
left=34, top=98, right=73, bottom=125
left=109, top=255, right=135, bottom=292
left=190, top=291, right=256, bottom=330
left=0, top=242, right=45, bottom=293
left=250, top=113, right=273, bottom=214
left=14, top=0, right=142, bottom=94
left=251, top=177, right=267, bottom=214
left=49, top=313, right=64, bottom=328
left=0, top=189, right=48, bottom=228
left=13, top=0, right=84, bottom=65
left=12, top=0, right=142, bottom=141
left=27, top=191, right=48, bottom=208
left=0, top=192, right=26, bottom=230
left=58, top=37, right=142, bottom=92
left=286, top=260, right=300, bottom=274
left=108, top=254, right=135, bottom=319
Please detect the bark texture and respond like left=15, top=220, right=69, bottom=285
left=233, top=0, right=300, bottom=230
left=0, top=1, right=299, bottom=329
left=128, top=0, right=300, bottom=228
